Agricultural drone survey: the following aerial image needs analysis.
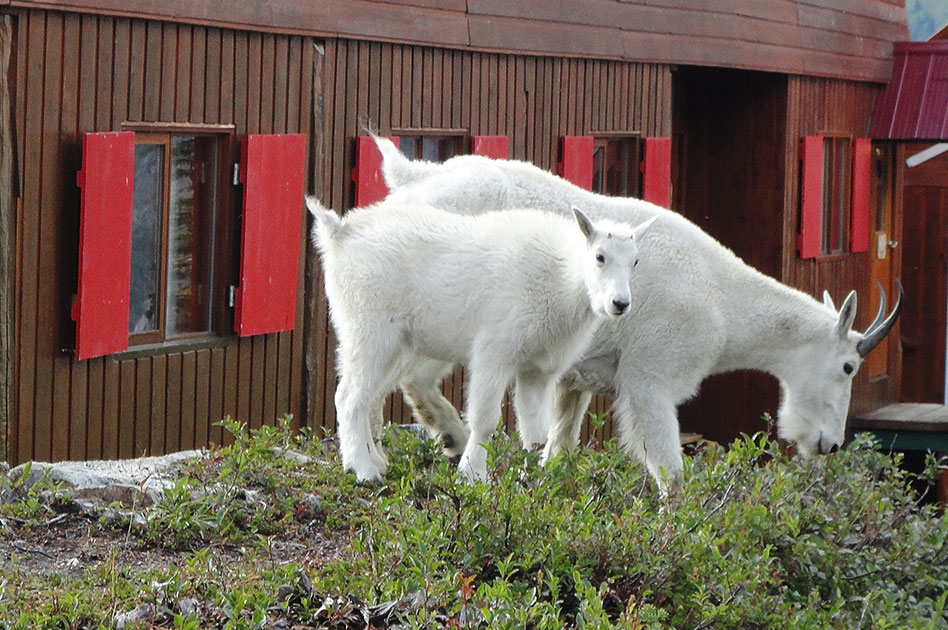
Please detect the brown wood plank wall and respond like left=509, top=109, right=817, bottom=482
left=9, top=9, right=312, bottom=464
left=782, top=74, right=899, bottom=416
left=4, top=0, right=906, bottom=83
left=305, top=38, right=672, bottom=446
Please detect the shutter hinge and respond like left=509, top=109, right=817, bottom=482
left=229, top=285, right=237, bottom=308
left=232, top=163, right=240, bottom=186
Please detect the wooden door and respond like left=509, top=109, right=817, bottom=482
left=900, top=144, right=948, bottom=403
left=865, top=143, right=897, bottom=381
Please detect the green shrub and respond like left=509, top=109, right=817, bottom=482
left=1, top=418, right=945, bottom=629
left=323, top=428, right=948, bottom=629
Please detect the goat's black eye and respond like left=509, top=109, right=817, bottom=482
left=634, top=259, right=639, bottom=267
left=843, top=362, right=854, bottom=375
left=595, top=253, right=605, bottom=265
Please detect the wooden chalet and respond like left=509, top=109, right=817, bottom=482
left=0, top=1, right=912, bottom=464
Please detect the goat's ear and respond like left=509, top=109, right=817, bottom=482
left=822, top=290, right=836, bottom=311
left=835, top=290, right=858, bottom=339
left=572, top=206, right=595, bottom=241
left=632, top=215, right=659, bottom=242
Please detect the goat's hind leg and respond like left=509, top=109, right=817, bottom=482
left=541, top=382, right=593, bottom=464
left=401, top=359, right=469, bottom=460
left=513, top=373, right=559, bottom=451
left=334, top=331, right=402, bottom=483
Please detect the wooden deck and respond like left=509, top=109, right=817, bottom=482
left=851, top=403, right=948, bottom=451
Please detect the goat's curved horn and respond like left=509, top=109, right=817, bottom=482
left=864, top=281, right=887, bottom=337
left=857, top=279, right=904, bottom=357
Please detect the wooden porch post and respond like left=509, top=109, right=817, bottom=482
left=0, top=15, right=15, bottom=463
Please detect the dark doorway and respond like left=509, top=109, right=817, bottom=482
left=671, top=67, right=788, bottom=444
left=900, top=144, right=948, bottom=403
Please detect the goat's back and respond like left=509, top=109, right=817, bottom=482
left=317, top=200, right=591, bottom=363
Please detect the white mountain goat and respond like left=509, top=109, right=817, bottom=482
left=374, top=136, right=903, bottom=488
left=307, top=196, right=656, bottom=482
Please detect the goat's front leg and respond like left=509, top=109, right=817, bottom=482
left=457, top=359, right=510, bottom=482
left=612, top=385, right=683, bottom=493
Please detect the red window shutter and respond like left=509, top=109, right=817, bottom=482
left=235, top=133, right=307, bottom=337
left=558, top=136, right=593, bottom=190
left=850, top=138, right=872, bottom=253
left=471, top=135, right=508, bottom=159
left=352, top=135, right=399, bottom=207
left=72, top=131, right=135, bottom=360
left=641, top=136, right=672, bottom=207
left=798, top=136, right=824, bottom=259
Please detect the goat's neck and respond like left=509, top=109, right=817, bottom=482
left=715, top=272, right=831, bottom=379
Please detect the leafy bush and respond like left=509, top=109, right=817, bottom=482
left=324, top=428, right=948, bottom=629
left=0, top=419, right=945, bottom=629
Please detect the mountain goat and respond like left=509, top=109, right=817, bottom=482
left=374, top=136, right=903, bottom=488
left=307, top=197, right=655, bottom=482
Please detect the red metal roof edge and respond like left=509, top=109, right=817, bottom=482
left=894, top=40, right=948, bottom=54
left=871, top=39, right=948, bottom=140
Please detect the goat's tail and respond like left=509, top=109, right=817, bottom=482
left=305, top=196, right=343, bottom=247
left=372, top=132, right=443, bottom=190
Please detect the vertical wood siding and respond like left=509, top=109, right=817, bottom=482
left=306, top=39, right=672, bottom=446
left=10, top=9, right=313, bottom=464
left=782, top=75, right=897, bottom=416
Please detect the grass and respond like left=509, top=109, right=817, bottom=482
left=0, top=416, right=946, bottom=629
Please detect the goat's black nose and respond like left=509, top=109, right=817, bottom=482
left=829, top=443, right=839, bottom=454
left=612, top=299, right=629, bottom=314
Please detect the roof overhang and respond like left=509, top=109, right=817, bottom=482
left=870, top=41, right=948, bottom=140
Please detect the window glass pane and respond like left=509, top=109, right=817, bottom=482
left=592, top=144, right=605, bottom=194
left=422, top=137, right=441, bottom=162
left=605, top=141, right=632, bottom=197
left=821, top=138, right=848, bottom=254
left=439, top=138, right=460, bottom=161
left=167, top=136, right=217, bottom=336
left=399, top=137, right=418, bottom=160
left=129, top=144, right=163, bottom=334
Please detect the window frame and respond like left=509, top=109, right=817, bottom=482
left=391, top=128, right=465, bottom=163
left=122, top=123, right=236, bottom=348
left=819, top=134, right=853, bottom=257
left=591, top=134, right=642, bottom=198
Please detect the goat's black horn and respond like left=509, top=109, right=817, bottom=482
left=857, top=279, right=904, bottom=357
left=863, top=281, right=887, bottom=337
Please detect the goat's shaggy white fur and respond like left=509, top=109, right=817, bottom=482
left=307, top=196, right=653, bottom=482
left=374, top=136, right=901, bottom=489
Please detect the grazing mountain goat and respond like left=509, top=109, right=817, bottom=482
left=307, top=196, right=655, bottom=482
left=373, top=136, right=903, bottom=489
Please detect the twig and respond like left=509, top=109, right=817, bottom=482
left=43, top=513, right=67, bottom=527
left=9, top=543, right=55, bottom=560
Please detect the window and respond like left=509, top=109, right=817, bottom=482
left=73, top=129, right=304, bottom=359
left=798, top=135, right=864, bottom=259
left=397, top=133, right=463, bottom=162
left=592, top=136, right=641, bottom=197
left=129, top=131, right=227, bottom=345
left=820, top=136, right=851, bottom=255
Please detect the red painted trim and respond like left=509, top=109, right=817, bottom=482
left=641, top=136, right=671, bottom=207
left=235, top=133, right=307, bottom=337
left=352, top=135, right=400, bottom=206
left=850, top=138, right=872, bottom=253
left=558, top=136, right=593, bottom=190
left=798, top=136, right=824, bottom=259
left=471, top=135, right=508, bottom=159
left=73, top=131, right=135, bottom=360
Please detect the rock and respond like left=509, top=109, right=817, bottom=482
left=176, top=597, right=202, bottom=616
left=6, top=450, right=206, bottom=507
left=114, top=603, right=158, bottom=628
